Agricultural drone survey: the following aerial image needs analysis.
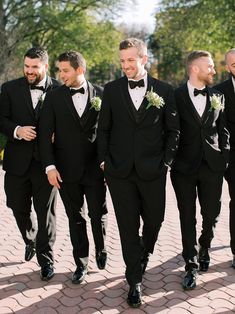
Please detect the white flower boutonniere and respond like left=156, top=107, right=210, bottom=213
left=146, top=87, right=165, bottom=109
left=39, top=92, right=46, bottom=103
left=210, top=94, right=224, bottom=111
left=90, top=96, right=101, bottom=111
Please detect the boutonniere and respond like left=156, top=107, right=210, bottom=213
left=145, top=87, right=165, bottom=109
left=90, top=96, right=101, bottom=111
left=39, top=92, right=46, bottom=103
left=210, top=94, right=224, bottom=111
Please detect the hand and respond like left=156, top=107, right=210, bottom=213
left=47, top=169, right=62, bottom=189
left=17, top=126, right=37, bottom=141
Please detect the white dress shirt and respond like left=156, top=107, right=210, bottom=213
left=187, top=81, right=207, bottom=117
left=30, top=76, right=47, bottom=109
left=14, top=76, right=47, bottom=139
left=128, top=72, right=148, bottom=110
left=71, top=81, right=88, bottom=117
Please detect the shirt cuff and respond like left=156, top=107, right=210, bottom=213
left=46, top=165, right=56, bottom=174
left=14, top=126, right=22, bottom=140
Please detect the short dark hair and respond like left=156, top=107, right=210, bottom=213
left=24, top=47, right=48, bottom=63
left=186, top=50, right=211, bottom=70
left=119, top=38, right=147, bottom=58
left=58, top=51, right=86, bottom=71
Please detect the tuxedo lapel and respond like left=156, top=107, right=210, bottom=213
left=120, top=77, right=137, bottom=122
left=80, top=81, right=96, bottom=125
left=20, top=78, right=35, bottom=119
left=137, top=75, right=155, bottom=124
left=63, top=86, right=83, bottom=130
left=201, top=88, right=213, bottom=124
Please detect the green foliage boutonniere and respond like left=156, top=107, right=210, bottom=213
left=146, top=87, right=165, bottom=109
left=210, top=94, right=224, bottom=111
left=90, top=96, right=101, bottom=111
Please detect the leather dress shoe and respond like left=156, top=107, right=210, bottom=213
left=141, top=252, right=150, bottom=274
left=72, top=266, right=88, bottom=284
left=182, top=269, right=197, bottom=290
left=127, top=283, right=142, bottom=308
left=198, top=246, right=210, bottom=272
left=25, top=243, right=36, bottom=261
left=40, top=263, right=54, bottom=281
left=232, top=255, right=235, bottom=268
left=96, top=251, right=107, bottom=270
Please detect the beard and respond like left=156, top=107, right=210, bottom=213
left=24, top=72, right=44, bottom=86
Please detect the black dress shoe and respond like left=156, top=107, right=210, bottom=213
left=96, top=251, right=107, bottom=270
left=40, top=263, right=54, bottom=281
left=198, top=246, right=210, bottom=272
left=72, top=266, right=88, bottom=284
left=25, top=244, right=36, bottom=261
left=232, top=255, right=235, bottom=268
left=182, top=269, right=197, bottom=290
left=141, top=252, right=150, bottom=274
left=127, top=283, right=142, bottom=308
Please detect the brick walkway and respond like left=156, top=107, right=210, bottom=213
left=0, top=166, right=235, bottom=313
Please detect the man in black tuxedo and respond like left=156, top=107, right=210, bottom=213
left=0, top=47, right=59, bottom=280
left=171, top=50, right=230, bottom=290
left=215, top=48, right=235, bottom=268
left=39, top=51, right=107, bottom=284
left=98, top=38, right=180, bottom=307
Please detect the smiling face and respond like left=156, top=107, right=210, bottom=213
left=23, top=57, right=48, bottom=85
left=58, top=61, right=84, bottom=88
left=191, top=56, right=216, bottom=85
left=119, top=47, right=147, bottom=80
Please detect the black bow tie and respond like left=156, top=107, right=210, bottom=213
left=30, top=85, right=45, bottom=92
left=70, top=87, right=85, bottom=96
left=129, top=79, right=145, bottom=89
left=194, top=88, right=207, bottom=97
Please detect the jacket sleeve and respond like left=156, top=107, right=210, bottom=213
left=38, top=92, right=56, bottom=169
left=0, top=83, right=18, bottom=139
left=164, top=86, right=180, bottom=166
left=97, top=84, right=112, bottom=164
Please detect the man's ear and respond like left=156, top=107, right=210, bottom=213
left=142, top=54, right=148, bottom=66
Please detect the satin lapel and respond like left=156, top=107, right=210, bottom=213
left=63, top=85, right=82, bottom=130
left=20, top=78, right=35, bottom=119
left=201, top=88, right=212, bottom=124
left=44, top=76, right=53, bottom=92
left=120, top=76, right=137, bottom=122
left=181, top=84, right=202, bottom=124
left=137, top=75, right=154, bottom=124
left=80, top=81, right=96, bottom=126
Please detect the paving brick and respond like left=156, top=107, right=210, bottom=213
left=0, top=168, right=234, bottom=313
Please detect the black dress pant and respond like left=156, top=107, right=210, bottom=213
left=59, top=175, right=107, bottom=267
left=171, top=161, right=224, bottom=270
left=4, top=160, right=57, bottom=267
left=225, top=160, right=235, bottom=255
left=106, top=169, right=166, bottom=286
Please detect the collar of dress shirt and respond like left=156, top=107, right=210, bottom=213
left=70, top=80, right=88, bottom=93
left=187, top=80, right=206, bottom=98
left=35, top=75, right=47, bottom=88
left=128, top=71, right=148, bottom=89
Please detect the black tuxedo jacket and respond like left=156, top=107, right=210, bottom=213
left=215, top=78, right=235, bottom=158
left=172, top=83, right=230, bottom=175
left=39, top=82, right=104, bottom=183
left=97, top=74, right=180, bottom=180
left=0, top=76, right=60, bottom=176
